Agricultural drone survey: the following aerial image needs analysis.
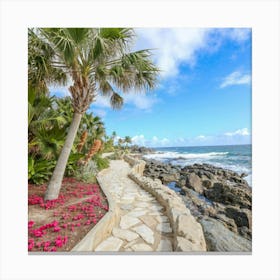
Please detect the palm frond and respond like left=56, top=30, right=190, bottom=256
left=110, top=92, right=123, bottom=109
left=107, top=49, right=160, bottom=93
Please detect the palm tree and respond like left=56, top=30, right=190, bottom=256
left=118, top=138, right=124, bottom=149
left=28, top=28, right=67, bottom=96
left=36, top=28, right=159, bottom=200
left=124, top=136, right=132, bottom=146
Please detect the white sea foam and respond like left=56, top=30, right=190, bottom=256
left=143, top=150, right=252, bottom=186
left=143, top=151, right=228, bottom=160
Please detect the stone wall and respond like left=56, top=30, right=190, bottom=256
left=124, top=155, right=207, bottom=251
left=71, top=169, right=120, bottom=252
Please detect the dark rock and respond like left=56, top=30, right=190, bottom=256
left=178, top=177, right=186, bottom=187
left=143, top=159, right=252, bottom=248
left=204, top=182, right=251, bottom=209
left=214, top=213, right=238, bottom=234
left=202, top=180, right=212, bottom=189
left=200, top=217, right=252, bottom=252
left=238, top=226, right=252, bottom=239
left=179, top=189, right=186, bottom=195
left=229, top=176, right=247, bottom=184
left=130, top=145, right=155, bottom=154
left=225, top=206, right=252, bottom=229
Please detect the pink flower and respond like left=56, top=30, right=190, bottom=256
left=32, top=228, right=45, bottom=237
left=28, top=221, right=35, bottom=228
left=55, top=235, right=68, bottom=248
left=53, top=226, right=61, bottom=232
left=36, top=242, right=43, bottom=248
left=28, top=239, right=34, bottom=251
left=85, top=220, right=91, bottom=225
left=55, top=239, right=63, bottom=247
left=52, top=220, right=59, bottom=227
left=44, top=241, right=51, bottom=247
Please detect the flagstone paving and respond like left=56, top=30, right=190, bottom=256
left=95, top=160, right=174, bottom=252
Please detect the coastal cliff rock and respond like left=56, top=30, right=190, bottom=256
left=143, top=159, right=252, bottom=252
left=204, top=182, right=251, bottom=209
left=200, top=217, right=251, bottom=252
left=129, top=145, right=155, bottom=154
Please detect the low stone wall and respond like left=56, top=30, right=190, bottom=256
left=123, top=155, right=145, bottom=176
left=124, top=155, right=207, bottom=251
left=71, top=169, right=120, bottom=252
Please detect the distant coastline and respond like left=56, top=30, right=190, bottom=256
left=142, top=144, right=252, bottom=186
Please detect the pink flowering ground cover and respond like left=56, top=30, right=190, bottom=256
left=28, top=177, right=108, bottom=252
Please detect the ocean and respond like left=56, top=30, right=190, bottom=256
left=143, top=144, right=252, bottom=186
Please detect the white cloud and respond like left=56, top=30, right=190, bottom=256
left=93, top=95, right=111, bottom=108
left=135, top=28, right=251, bottom=79
left=136, top=28, right=210, bottom=78
left=220, top=71, right=251, bottom=88
left=227, top=28, right=251, bottom=42
left=131, top=134, right=170, bottom=147
left=131, top=130, right=251, bottom=148
left=224, top=128, right=250, bottom=136
left=123, top=93, right=159, bottom=110
left=131, top=134, right=146, bottom=146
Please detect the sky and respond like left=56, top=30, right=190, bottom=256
left=50, top=28, right=252, bottom=147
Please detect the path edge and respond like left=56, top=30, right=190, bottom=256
left=71, top=168, right=120, bottom=252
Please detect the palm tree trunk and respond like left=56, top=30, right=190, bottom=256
left=44, top=112, right=82, bottom=200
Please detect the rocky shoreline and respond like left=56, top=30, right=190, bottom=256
left=142, top=158, right=252, bottom=252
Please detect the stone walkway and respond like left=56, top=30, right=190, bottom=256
left=95, top=160, right=174, bottom=252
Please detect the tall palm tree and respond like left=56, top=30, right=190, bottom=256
left=37, top=28, right=159, bottom=200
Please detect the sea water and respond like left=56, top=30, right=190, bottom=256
left=143, top=144, right=252, bottom=186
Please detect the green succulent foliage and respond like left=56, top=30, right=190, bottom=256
left=65, top=153, right=84, bottom=177
left=28, top=156, right=56, bottom=185
left=93, top=154, right=109, bottom=170
left=72, top=160, right=98, bottom=184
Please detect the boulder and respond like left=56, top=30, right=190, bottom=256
left=204, top=182, right=251, bottom=209
left=186, top=173, right=204, bottom=194
left=176, top=214, right=206, bottom=250
left=159, top=173, right=180, bottom=183
left=202, top=180, right=212, bottom=189
left=225, top=206, right=252, bottom=230
left=214, top=213, right=238, bottom=234
left=175, top=237, right=206, bottom=252
left=200, top=217, right=252, bottom=252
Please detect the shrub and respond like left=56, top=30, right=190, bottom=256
left=73, top=160, right=98, bottom=183
left=65, top=153, right=84, bottom=177
left=28, top=157, right=56, bottom=185
left=93, top=154, right=109, bottom=170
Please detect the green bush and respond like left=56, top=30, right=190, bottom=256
left=106, top=150, right=124, bottom=160
left=73, top=160, right=98, bottom=183
left=65, top=153, right=84, bottom=177
left=28, top=156, right=56, bottom=185
left=94, top=154, right=109, bottom=170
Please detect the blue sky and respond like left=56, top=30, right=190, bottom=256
left=50, top=28, right=251, bottom=147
